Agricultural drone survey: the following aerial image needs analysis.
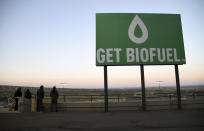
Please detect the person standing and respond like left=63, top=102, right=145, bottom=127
left=24, top=89, right=32, bottom=99
left=24, top=89, right=32, bottom=112
left=14, top=88, right=22, bottom=111
left=37, top=85, right=44, bottom=112
left=50, top=86, right=59, bottom=112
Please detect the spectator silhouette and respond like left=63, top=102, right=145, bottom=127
left=14, top=88, right=22, bottom=111
left=24, top=89, right=32, bottom=112
left=24, top=89, right=32, bottom=99
left=50, top=86, right=59, bottom=112
left=37, top=85, right=44, bottom=112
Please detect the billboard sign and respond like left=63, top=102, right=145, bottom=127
left=96, top=13, right=186, bottom=66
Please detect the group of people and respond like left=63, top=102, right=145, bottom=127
left=37, top=85, right=59, bottom=112
left=14, top=88, right=31, bottom=111
left=14, top=85, right=59, bottom=112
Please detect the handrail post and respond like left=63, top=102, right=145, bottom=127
left=169, top=94, right=172, bottom=104
left=64, top=95, right=66, bottom=102
left=91, top=95, right=93, bottom=104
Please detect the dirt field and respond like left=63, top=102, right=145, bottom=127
left=0, top=109, right=204, bottom=131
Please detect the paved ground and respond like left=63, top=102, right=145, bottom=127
left=0, top=110, right=204, bottom=131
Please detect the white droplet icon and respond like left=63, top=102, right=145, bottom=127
left=128, top=15, right=148, bottom=44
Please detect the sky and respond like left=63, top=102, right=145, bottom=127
left=0, top=0, right=204, bottom=88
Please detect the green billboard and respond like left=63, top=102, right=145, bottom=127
left=96, top=13, right=186, bottom=66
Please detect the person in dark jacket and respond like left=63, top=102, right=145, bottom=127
left=24, top=89, right=32, bottom=112
left=24, top=89, right=32, bottom=99
left=14, top=88, right=22, bottom=111
left=37, top=85, right=44, bottom=112
left=50, top=86, right=59, bottom=112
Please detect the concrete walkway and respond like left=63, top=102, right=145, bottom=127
left=0, top=110, right=204, bottom=131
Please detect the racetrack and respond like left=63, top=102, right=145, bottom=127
left=0, top=109, right=204, bottom=131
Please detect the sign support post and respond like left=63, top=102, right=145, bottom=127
left=140, top=65, right=146, bottom=111
left=175, top=64, right=182, bottom=110
left=104, top=65, right=108, bottom=112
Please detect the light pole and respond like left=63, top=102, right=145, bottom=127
left=156, top=81, right=163, bottom=89
left=60, top=82, right=71, bottom=91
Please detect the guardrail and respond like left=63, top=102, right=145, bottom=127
left=36, top=92, right=204, bottom=111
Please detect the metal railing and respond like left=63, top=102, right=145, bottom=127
left=39, top=92, right=204, bottom=111
left=10, top=92, right=204, bottom=112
